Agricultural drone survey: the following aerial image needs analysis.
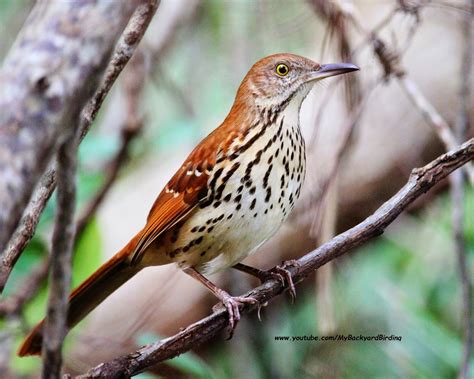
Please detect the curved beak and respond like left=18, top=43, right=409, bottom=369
left=309, top=63, right=359, bottom=81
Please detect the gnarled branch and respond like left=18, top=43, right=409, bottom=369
left=0, top=0, right=140, bottom=253
left=79, top=139, right=473, bottom=378
left=42, top=132, right=77, bottom=378
left=0, top=0, right=159, bottom=292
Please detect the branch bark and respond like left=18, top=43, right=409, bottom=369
left=0, top=0, right=159, bottom=292
left=0, top=0, right=140, bottom=253
left=78, top=139, right=474, bottom=378
left=75, top=50, right=147, bottom=239
left=42, top=134, right=77, bottom=378
left=0, top=169, right=56, bottom=292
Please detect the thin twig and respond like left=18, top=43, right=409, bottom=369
left=309, top=0, right=362, bottom=108
left=396, top=59, right=474, bottom=185
left=428, top=0, right=473, bottom=14
left=0, top=0, right=159, bottom=293
left=75, top=50, right=147, bottom=240
left=42, top=133, right=78, bottom=378
left=0, top=169, right=56, bottom=292
left=308, top=80, right=379, bottom=238
left=398, top=75, right=459, bottom=153
left=79, top=0, right=158, bottom=141
left=358, top=8, right=474, bottom=184
left=309, top=0, right=474, bottom=184
left=78, top=139, right=474, bottom=378
left=0, top=0, right=140, bottom=254
left=76, top=0, right=201, bottom=237
left=309, top=0, right=363, bottom=335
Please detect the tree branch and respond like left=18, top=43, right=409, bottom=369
left=75, top=50, right=147, bottom=239
left=0, top=0, right=140, bottom=253
left=0, top=0, right=159, bottom=292
left=78, top=139, right=474, bottom=378
left=309, top=0, right=474, bottom=184
left=370, top=18, right=474, bottom=185
left=0, top=169, right=56, bottom=292
left=41, top=132, right=77, bottom=378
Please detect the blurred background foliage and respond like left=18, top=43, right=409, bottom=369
left=0, top=0, right=473, bottom=378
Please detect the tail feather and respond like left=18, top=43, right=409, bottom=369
left=18, top=236, right=141, bottom=357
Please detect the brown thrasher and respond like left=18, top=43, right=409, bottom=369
left=18, top=53, right=358, bottom=356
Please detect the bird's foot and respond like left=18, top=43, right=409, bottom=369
left=270, top=259, right=300, bottom=303
left=233, top=263, right=285, bottom=286
left=232, top=262, right=299, bottom=302
left=213, top=290, right=259, bottom=339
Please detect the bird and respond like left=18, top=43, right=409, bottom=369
left=18, top=53, right=358, bottom=357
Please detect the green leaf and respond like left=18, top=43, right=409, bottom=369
left=71, top=218, right=103, bottom=288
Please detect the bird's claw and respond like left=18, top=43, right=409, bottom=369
left=214, top=293, right=259, bottom=339
left=254, top=270, right=285, bottom=287
left=271, top=260, right=300, bottom=303
left=256, top=301, right=268, bottom=321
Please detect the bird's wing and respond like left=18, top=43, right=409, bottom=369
left=130, top=128, right=238, bottom=265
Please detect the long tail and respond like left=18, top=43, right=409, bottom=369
left=18, top=235, right=142, bottom=357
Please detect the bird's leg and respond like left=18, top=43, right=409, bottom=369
left=274, top=260, right=300, bottom=303
left=233, top=262, right=298, bottom=302
left=183, top=267, right=258, bottom=339
left=233, top=263, right=285, bottom=286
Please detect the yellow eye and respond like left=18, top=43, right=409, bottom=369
left=276, top=63, right=289, bottom=77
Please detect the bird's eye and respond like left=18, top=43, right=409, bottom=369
left=275, top=63, right=289, bottom=77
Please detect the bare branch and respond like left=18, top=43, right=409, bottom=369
left=42, top=133, right=77, bottom=378
left=309, top=0, right=362, bottom=108
left=0, top=0, right=140, bottom=253
left=75, top=50, right=147, bottom=239
left=79, top=0, right=159, bottom=141
left=369, top=18, right=474, bottom=184
left=397, top=75, right=462, bottom=158
left=78, top=139, right=474, bottom=378
left=0, top=0, right=159, bottom=292
left=0, top=169, right=56, bottom=292
left=308, top=81, right=379, bottom=237
left=309, top=0, right=474, bottom=184
left=82, top=0, right=202, bottom=194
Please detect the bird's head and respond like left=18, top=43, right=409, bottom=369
left=237, top=53, right=359, bottom=110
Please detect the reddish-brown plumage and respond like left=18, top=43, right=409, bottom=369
left=18, top=54, right=358, bottom=357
